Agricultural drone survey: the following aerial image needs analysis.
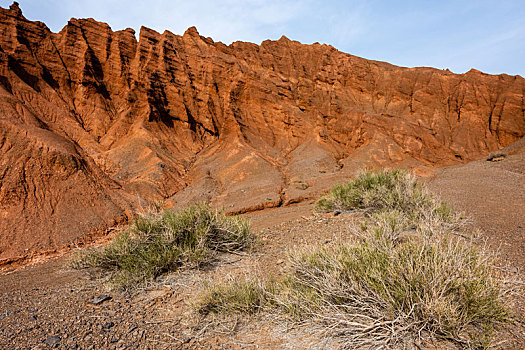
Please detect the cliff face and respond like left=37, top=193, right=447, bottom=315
left=1, top=2, right=524, bottom=261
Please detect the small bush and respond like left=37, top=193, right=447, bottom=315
left=199, top=170, right=511, bottom=349
left=279, top=226, right=507, bottom=348
left=71, top=203, right=255, bottom=288
left=318, top=169, right=463, bottom=234
left=317, top=169, right=426, bottom=212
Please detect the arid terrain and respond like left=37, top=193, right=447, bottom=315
left=0, top=2, right=524, bottom=349
left=1, top=154, right=524, bottom=349
left=1, top=2, right=525, bottom=263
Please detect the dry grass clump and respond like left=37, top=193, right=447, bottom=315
left=277, top=221, right=507, bottom=348
left=71, top=203, right=254, bottom=288
left=198, top=169, right=512, bottom=349
left=198, top=278, right=273, bottom=315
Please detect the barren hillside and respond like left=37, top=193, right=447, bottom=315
left=1, top=2, right=524, bottom=261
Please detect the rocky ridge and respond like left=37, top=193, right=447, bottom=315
left=1, top=2, right=524, bottom=261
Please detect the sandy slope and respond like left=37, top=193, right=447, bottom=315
left=429, top=152, right=525, bottom=274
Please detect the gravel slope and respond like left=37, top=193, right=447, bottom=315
left=1, top=156, right=525, bottom=349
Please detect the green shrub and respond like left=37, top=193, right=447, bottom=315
left=317, top=169, right=426, bottom=212
left=71, top=203, right=255, bottom=288
left=199, top=170, right=510, bottom=349
left=318, top=169, right=463, bottom=234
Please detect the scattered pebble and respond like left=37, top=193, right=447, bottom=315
left=89, top=295, right=112, bottom=305
left=44, top=335, right=61, bottom=346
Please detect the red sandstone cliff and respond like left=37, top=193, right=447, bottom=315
left=1, top=2, right=524, bottom=261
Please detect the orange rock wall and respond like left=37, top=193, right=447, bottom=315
left=0, top=3, right=524, bottom=260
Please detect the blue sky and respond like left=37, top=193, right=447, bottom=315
left=2, top=0, right=524, bottom=76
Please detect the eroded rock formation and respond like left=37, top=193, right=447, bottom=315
left=1, top=2, right=524, bottom=261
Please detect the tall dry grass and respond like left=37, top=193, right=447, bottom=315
left=199, top=169, right=512, bottom=349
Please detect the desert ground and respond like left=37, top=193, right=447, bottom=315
left=1, top=152, right=524, bottom=349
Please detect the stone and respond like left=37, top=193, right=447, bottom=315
left=89, top=295, right=112, bottom=305
left=43, top=335, right=61, bottom=346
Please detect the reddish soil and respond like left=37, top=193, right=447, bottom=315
left=1, top=151, right=524, bottom=349
left=429, top=152, right=525, bottom=274
left=0, top=203, right=358, bottom=349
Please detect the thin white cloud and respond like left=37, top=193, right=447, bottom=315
left=326, top=2, right=369, bottom=48
left=31, top=0, right=311, bottom=45
left=432, top=24, right=525, bottom=74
